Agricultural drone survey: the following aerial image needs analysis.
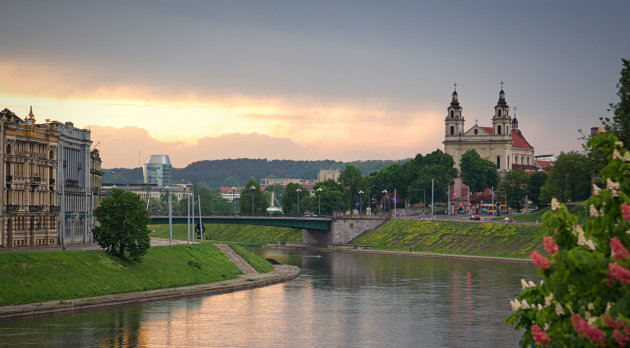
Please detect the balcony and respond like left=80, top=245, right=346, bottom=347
left=49, top=206, right=61, bottom=212
left=6, top=205, right=18, bottom=213
left=29, top=205, right=44, bottom=212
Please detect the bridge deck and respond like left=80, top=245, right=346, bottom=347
left=150, top=215, right=332, bottom=231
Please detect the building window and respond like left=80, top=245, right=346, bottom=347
left=521, top=155, right=524, bottom=164
left=507, top=126, right=509, bottom=134
left=474, top=129, right=478, bottom=135
left=527, top=157, right=530, bottom=165
left=497, top=125, right=501, bottom=135
left=450, top=110, right=454, bottom=118
left=498, top=109, right=502, bottom=117
left=450, top=126, right=454, bottom=135
left=514, top=154, right=518, bottom=164
left=497, top=156, right=501, bottom=169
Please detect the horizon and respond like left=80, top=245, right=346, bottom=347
left=2, top=1, right=629, bottom=168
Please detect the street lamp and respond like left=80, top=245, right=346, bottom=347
left=250, top=185, right=256, bottom=214
left=317, top=187, right=322, bottom=215
left=296, top=188, right=302, bottom=214
left=382, top=190, right=388, bottom=214
left=358, top=190, right=364, bottom=215
left=232, top=187, right=236, bottom=214
left=111, top=171, right=126, bottom=185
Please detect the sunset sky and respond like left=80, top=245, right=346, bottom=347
left=1, top=1, right=629, bottom=168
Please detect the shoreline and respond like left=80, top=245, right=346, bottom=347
left=266, top=243, right=532, bottom=263
left=0, top=264, right=300, bottom=320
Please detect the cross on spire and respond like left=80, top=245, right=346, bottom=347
left=514, top=106, right=517, bottom=116
left=500, top=81, right=504, bottom=90
left=453, top=82, right=457, bottom=92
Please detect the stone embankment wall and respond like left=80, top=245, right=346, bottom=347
left=326, top=214, right=389, bottom=245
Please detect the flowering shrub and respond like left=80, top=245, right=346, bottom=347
left=507, top=133, right=630, bottom=347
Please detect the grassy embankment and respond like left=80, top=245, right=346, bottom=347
left=352, top=219, right=544, bottom=258
left=148, top=223, right=302, bottom=246
left=504, top=204, right=588, bottom=224
left=0, top=243, right=272, bottom=306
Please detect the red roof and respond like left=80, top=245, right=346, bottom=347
left=220, top=186, right=243, bottom=193
left=511, top=130, right=533, bottom=149
left=536, top=160, right=553, bottom=169
left=481, top=126, right=493, bottom=134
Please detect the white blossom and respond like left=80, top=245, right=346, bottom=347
left=585, top=239, right=596, bottom=250
left=590, top=205, right=599, bottom=217
left=551, top=198, right=560, bottom=211
left=607, top=178, right=620, bottom=197
left=555, top=303, right=565, bottom=316
left=510, top=299, right=521, bottom=311
left=521, top=299, right=530, bottom=309
left=544, top=293, right=555, bottom=306
left=624, top=152, right=630, bottom=162
left=606, top=302, right=614, bottom=312
left=528, top=280, right=536, bottom=288
left=587, top=303, right=595, bottom=311
left=538, top=304, right=543, bottom=310
left=544, top=323, right=550, bottom=331
left=614, top=149, right=623, bottom=160
left=521, top=279, right=529, bottom=289
left=592, top=184, right=601, bottom=195
left=615, top=140, right=624, bottom=147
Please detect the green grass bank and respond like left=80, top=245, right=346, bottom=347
left=494, top=205, right=588, bottom=224
left=0, top=243, right=271, bottom=306
left=352, top=220, right=544, bottom=258
left=148, top=223, right=302, bottom=246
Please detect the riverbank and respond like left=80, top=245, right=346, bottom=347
left=351, top=219, right=543, bottom=258
left=0, top=263, right=299, bottom=320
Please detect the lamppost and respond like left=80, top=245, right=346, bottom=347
left=317, top=187, right=322, bottom=215
left=296, top=188, right=302, bottom=214
left=382, top=190, right=388, bottom=214
left=232, top=187, right=236, bottom=214
left=367, top=184, right=375, bottom=215
left=358, top=190, right=364, bottom=214
left=250, top=185, right=256, bottom=214
left=110, top=171, right=126, bottom=185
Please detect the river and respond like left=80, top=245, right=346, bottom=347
left=0, top=249, right=537, bottom=347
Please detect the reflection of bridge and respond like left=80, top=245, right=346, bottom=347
left=150, top=214, right=332, bottom=231
left=149, top=214, right=389, bottom=246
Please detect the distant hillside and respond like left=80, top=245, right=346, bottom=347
left=103, top=158, right=408, bottom=188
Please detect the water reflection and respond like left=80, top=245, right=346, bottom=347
left=0, top=250, right=536, bottom=347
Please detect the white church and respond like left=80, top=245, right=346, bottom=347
left=442, top=85, right=537, bottom=173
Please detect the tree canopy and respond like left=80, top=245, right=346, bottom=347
left=93, top=188, right=151, bottom=262
left=459, top=149, right=500, bottom=193
left=601, top=58, right=630, bottom=146
left=539, top=152, right=591, bottom=203
left=238, top=178, right=268, bottom=214
left=498, top=169, right=529, bottom=210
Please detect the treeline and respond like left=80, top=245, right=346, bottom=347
left=103, top=158, right=407, bottom=188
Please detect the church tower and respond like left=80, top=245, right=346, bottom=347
left=444, top=86, right=464, bottom=137
left=491, top=85, right=511, bottom=137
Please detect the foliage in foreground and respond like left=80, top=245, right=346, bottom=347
left=94, top=188, right=151, bottom=261
left=507, top=134, right=630, bottom=347
left=0, top=244, right=243, bottom=306
left=352, top=219, right=543, bottom=258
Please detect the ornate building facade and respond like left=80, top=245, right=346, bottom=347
left=0, top=107, right=104, bottom=247
left=443, top=87, right=535, bottom=173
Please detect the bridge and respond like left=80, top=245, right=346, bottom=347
left=149, top=213, right=389, bottom=246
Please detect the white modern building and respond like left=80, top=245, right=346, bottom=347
left=143, top=154, right=172, bottom=187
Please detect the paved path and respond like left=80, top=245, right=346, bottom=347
left=214, top=243, right=258, bottom=275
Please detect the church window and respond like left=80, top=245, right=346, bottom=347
left=497, top=125, right=501, bottom=135
left=521, top=156, right=524, bottom=164
left=450, top=126, right=454, bottom=136
left=508, top=156, right=510, bottom=168
left=514, top=154, right=518, bottom=164
left=450, top=110, right=454, bottom=118
left=497, top=156, right=501, bottom=169
left=507, top=126, right=509, bottom=134
left=527, top=157, right=530, bottom=165
left=474, top=129, right=478, bottom=135
left=498, top=109, right=502, bottom=117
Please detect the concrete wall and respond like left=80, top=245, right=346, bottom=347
left=329, top=214, right=388, bottom=245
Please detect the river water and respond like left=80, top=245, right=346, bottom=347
left=0, top=249, right=537, bottom=347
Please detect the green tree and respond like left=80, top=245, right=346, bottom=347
left=498, top=169, right=529, bottom=210
left=460, top=149, right=500, bottom=193
left=339, top=165, right=365, bottom=211
left=313, top=179, right=344, bottom=215
left=238, top=179, right=268, bottom=214
left=600, top=58, right=630, bottom=146
left=527, top=171, right=547, bottom=208
left=93, top=188, right=151, bottom=262
left=282, top=183, right=309, bottom=214
left=507, top=133, right=630, bottom=347
left=539, top=152, right=591, bottom=203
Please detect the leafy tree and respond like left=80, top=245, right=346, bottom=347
left=528, top=171, right=547, bottom=208
left=313, top=179, right=344, bottom=215
left=339, top=165, right=365, bottom=211
left=93, top=188, right=151, bottom=262
left=507, top=133, right=629, bottom=347
left=238, top=179, right=268, bottom=214
left=460, top=150, right=500, bottom=193
left=539, top=152, right=591, bottom=203
left=498, top=169, right=529, bottom=210
left=282, top=183, right=309, bottom=214
left=600, top=58, right=630, bottom=146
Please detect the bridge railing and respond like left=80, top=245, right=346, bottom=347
left=148, top=211, right=332, bottom=219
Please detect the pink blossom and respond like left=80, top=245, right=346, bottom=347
left=622, top=202, right=630, bottom=220
left=543, top=236, right=559, bottom=254
left=613, top=328, right=629, bottom=347
left=531, top=251, right=552, bottom=270
left=608, top=262, right=630, bottom=285
left=572, top=314, right=607, bottom=346
left=531, top=324, right=551, bottom=346
left=610, top=237, right=630, bottom=259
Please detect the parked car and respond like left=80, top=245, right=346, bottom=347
left=470, top=215, right=481, bottom=221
